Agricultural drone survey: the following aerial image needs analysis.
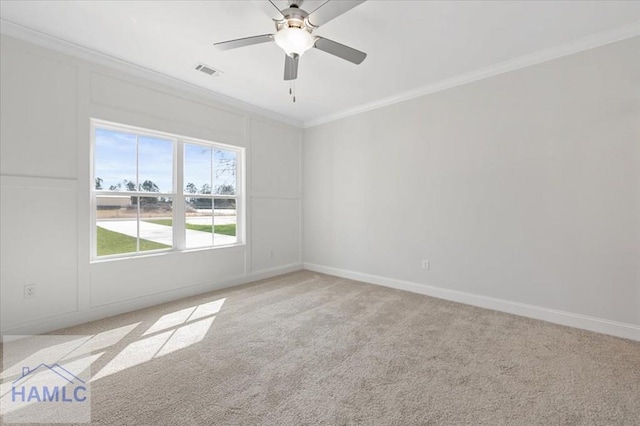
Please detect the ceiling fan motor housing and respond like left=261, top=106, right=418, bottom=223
left=275, top=7, right=316, bottom=57
left=278, top=7, right=311, bottom=30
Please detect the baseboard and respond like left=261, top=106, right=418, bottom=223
left=1, top=263, right=302, bottom=342
left=303, top=263, right=640, bottom=342
left=247, top=263, right=304, bottom=282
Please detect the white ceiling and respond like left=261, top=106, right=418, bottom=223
left=2, top=1, right=640, bottom=127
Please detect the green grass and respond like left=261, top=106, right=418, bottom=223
left=97, top=227, right=170, bottom=256
left=210, top=224, right=236, bottom=236
left=144, top=219, right=236, bottom=236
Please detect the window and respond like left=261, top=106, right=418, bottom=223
left=91, top=120, right=243, bottom=259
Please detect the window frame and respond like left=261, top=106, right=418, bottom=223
left=90, top=118, right=244, bottom=262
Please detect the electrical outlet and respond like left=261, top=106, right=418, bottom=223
left=24, top=284, right=37, bottom=299
left=269, top=249, right=275, bottom=259
left=421, top=260, right=430, bottom=270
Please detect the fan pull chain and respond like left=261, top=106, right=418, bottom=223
left=287, top=80, right=297, bottom=103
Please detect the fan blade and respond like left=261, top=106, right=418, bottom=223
left=252, top=0, right=285, bottom=21
left=284, top=54, right=299, bottom=80
left=306, top=0, right=366, bottom=28
left=214, top=34, right=274, bottom=51
left=314, top=37, right=367, bottom=64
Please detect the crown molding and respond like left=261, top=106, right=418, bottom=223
left=2, top=18, right=638, bottom=130
left=0, top=19, right=304, bottom=129
left=304, top=21, right=640, bottom=128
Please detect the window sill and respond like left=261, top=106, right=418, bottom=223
left=90, top=243, right=246, bottom=264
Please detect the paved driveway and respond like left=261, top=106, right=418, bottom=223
left=97, top=220, right=236, bottom=247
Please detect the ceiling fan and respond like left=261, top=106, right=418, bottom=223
left=214, top=0, right=367, bottom=83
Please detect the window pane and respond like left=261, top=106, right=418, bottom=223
left=185, top=196, right=213, bottom=248
left=96, top=194, right=136, bottom=220
left=139, top=136, right=173, bottom=193
left=139, top=196, right=173, bottom=251
left=96, top=195, right=137, bottom=256
left=95, top=128, right=136, bottom=191
left=214, top=198, right=237, bottom=246
left=184, top=143, right=212, bottom=194
left=214, top=149, right=236, bottom=195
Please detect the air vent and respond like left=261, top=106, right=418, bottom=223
left=195, top=63, right=221, bottom=77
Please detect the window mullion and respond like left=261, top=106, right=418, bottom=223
left=174, top=140, right=186, bottom=250
left=136, top=134, right=140, bottom=253
left=237, top=150, right=243, bottom=245
left=211, top=148, right=215, bottom=246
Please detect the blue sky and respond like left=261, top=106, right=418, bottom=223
left=184, top=143, right=211, bottom=192
left=95, top=128, right=236, bottom=194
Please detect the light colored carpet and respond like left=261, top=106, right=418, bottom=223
left=3, top=270, right=640, bottom=425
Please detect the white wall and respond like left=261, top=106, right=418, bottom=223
left=303, top=37, right=640, bottom=337
left=0, top=35, right=302, bottom=337
left=2, top=32, right=638, bottom=341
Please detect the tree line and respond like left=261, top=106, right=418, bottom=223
left=96, top=178, right=234, bottom=195
left=95, top=178, right=236, bottom=209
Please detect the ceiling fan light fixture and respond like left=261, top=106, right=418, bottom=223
left=274, top=27, right=315, bottom=57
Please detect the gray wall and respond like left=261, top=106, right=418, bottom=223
left=304, top=37, right=640, bottom=327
